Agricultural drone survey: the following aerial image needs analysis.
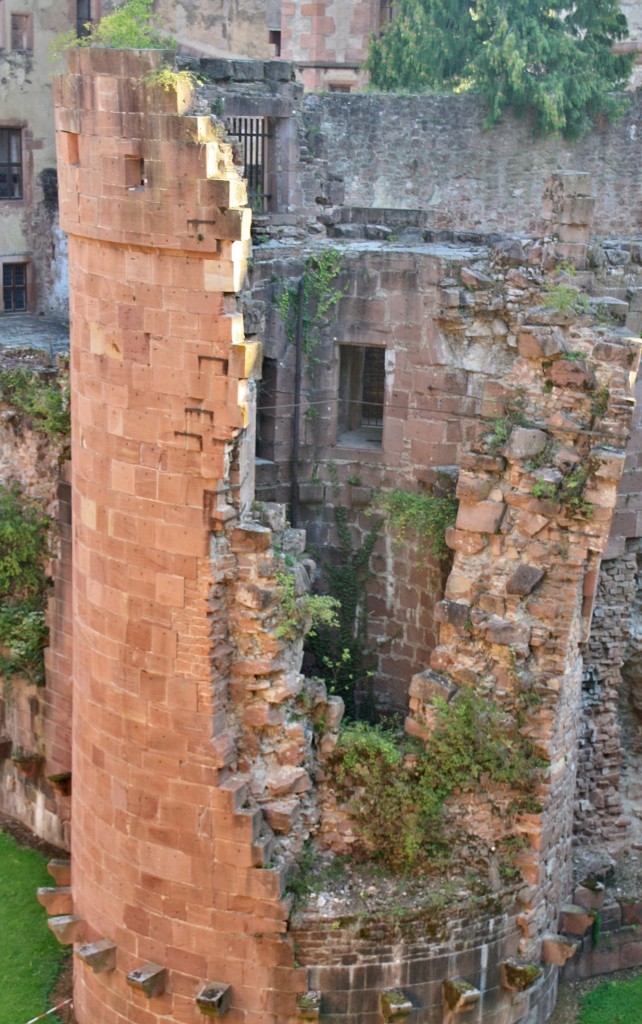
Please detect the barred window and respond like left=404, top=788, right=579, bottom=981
left=0, top=129, right=23, bottom=200
left=3, top=264, right=27, bottom=312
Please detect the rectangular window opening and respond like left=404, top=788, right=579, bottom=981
left=76, top=0, right=92, bottom=37
left=269, top=30, right=281, bottom=56
left=338, top=345, right=385, bottom=448
left=0, top=128, right=23, bottom=199
left=3, top=263, right=27, bottom=312
left=227, top=116, right=271, bottom=214
left=11, top=13, right=32, bottom=51
left=125, top=156, right=145, bottom=189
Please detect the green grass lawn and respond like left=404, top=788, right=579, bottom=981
left=0, top=830, right=68, bottom=1024
left=578, top=974, right=642, bottom=1024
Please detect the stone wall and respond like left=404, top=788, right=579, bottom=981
left=0, top=348, right=72, bottom=847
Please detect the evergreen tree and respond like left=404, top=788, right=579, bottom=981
left=367, top=0, right=634, bottom=138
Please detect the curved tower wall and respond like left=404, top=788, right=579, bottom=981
left=54, top=48, right=301, bottom=1024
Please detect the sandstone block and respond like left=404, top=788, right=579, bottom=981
left=455, top=472, right=491, bottom=501
left=76, top=939, right=117, bottom=974
left=47, top=859, right=71, bottom=886
left=48, top=915, right=85, bottom=945
left=196, top=982, right=232, bottom=1017
left=500, top=960, right=543, bottom=992
left=541, top=934, right=581, bottom=965
left=506, top=565, right=545, bottom=596
left=505, top=427, right=549, bottom=460
left=517, top=327, right=567, bottom=360
left=37, top=887, right=73, bottom=916
left=380, top=988, right=413, bottom=1020
left=444, top=528, right=486, bottom=555
left=559, top=904, right=594, bottom=936
left=404, top=717, right=431, bottom=742
left=266, top=766, right=311, bottom=797
left=442, top=979, right=481, bottom=1013
left=516, top=512, right=550, bottom=537
left=264, top=799, right=300, bottom=833
left=620, top=900, right=642, bottom=926
left=460, top=268, right=494, bottom=289
left=409, top=669, right=458, bottom=704
left=550, top=359, right=596, bottom=390
left=455, top=501, right=505, bottom=534
left=484, top=617, right=531, bottom=647
left=434, top=600, right=471, bottom=629
left=126, top=962, right=167, bottom=998
left=573, top=883, right=605, bottom=911
left=324, top=696, right=345, bottom=731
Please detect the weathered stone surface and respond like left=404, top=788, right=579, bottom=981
left=37, top=886, right=73, bottom=916
left=500, top=960, right=543, bottom=992
left=558, top=904, right=594, bottom=936
left=456, top=501, right=506, bottom=534
left=506, top=565, right=545, bottom=596
left=442, top=978, right=481, bottom=1012
left=47, top=915, right=85, bottom=945
left=76, top=939, right=117, bottom=974
left=517, top=327, right=567, bottom=360
left=126, top=963, right=168, bottom=998
left=266, top=766, right=312, bottom=796
left=297, top=990, right=321, bottom=1021
left=46, top=859, right=71, bottom=886
left=434, top=600, right=471, bottom=629
left=264, top=799, right=300, bottom=833
left=504, top=427, right=549, bottom=460
left=324, top=696, right=345, bottom=731
left=196, top=982, right=232, bottom=1016
left=620, top=900, right=642, bottom=926
left=380, top=988, right=413, bottom=1020
left=444, top=527, right=487, bottom=555
left=409, top=669, right=458, bottom=704
left=573, top=883, right=605, bottom=912
left=484, top=617, right=531, bottom=646
left=461, top=267, right=494, bottom=289
left=549, top=359, right=596, bottom=390
left=541, top=934, right=581, bottom=965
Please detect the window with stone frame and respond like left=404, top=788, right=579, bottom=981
left=0, top=128, right=22, bottom=199
left=337, top=344, right=386, bottom=447
left=10, top=13, right=32, bottom=51
left=2, top=263, right=27, bottom=312
left=76, top=0, right=92, bottom=37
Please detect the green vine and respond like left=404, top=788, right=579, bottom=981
left=0, top=369, right=70, bottom=444
left=274, top=570, right=339, bottom=643
left=0, top=484, right=50, bottom=686
left=329, top=688, right=545, bottom=875
left=278, top=249, right=345, bottom=362
left=377, top=489, right=458, bottom=560
left=307, top=505, right=380, bottom=720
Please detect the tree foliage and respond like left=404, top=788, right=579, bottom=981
left=367, top=0, right=634, bottom=137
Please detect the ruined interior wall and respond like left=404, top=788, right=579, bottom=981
left=297, top=91, right=642, bottom=237
left=281, top=0, right=375, bottom=90
left=0, top=351, right=72, bottom=846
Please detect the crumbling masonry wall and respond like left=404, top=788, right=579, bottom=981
left=53, top=48, right=315, bottom=1024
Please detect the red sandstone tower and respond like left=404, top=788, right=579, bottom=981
left=53, top=48, right=305, bottom=1024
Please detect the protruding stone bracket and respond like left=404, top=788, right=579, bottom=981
left=381, top=988, right=413, bottom=1020
left=196, top=983, right=232, bottom=1017
left=76, top=939, right=117, bottom=974
left=442, top=978, right=481, bottom=1013
left=558, top=903, right=595, bottom=936
left=47, top=914, right=85, bottom=945
left=574, top=881, right=605, bottom=911
left=500, top=959, right=543, bottom=992
left=47, top=858, right=71, bottom=886
left=541, top=933, right=581, bottom=965
left=37, top=886, right=73, bottom=916
left=126, top=962, right=167, bottom=998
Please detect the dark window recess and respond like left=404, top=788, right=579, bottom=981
left=338, top=346, right=385, bottom=447
left=269, top=30, right=281, bottom=56
left=11, top=14, right=31, bottom=50
left=329, top=84, right=352, bottom=93
left=76, top=0, right=92, bottom=37
left=0, top=129, right=22, bottom=199
left=227, top=116, right=271, bottom=213
left=125, top=156, right=145, bottom=189
left=256, top=357, right=278, bottom=462
left=3, top=264, right=27, bottom=312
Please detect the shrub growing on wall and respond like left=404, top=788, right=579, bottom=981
left=0, top=485, right=50, bottom=686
